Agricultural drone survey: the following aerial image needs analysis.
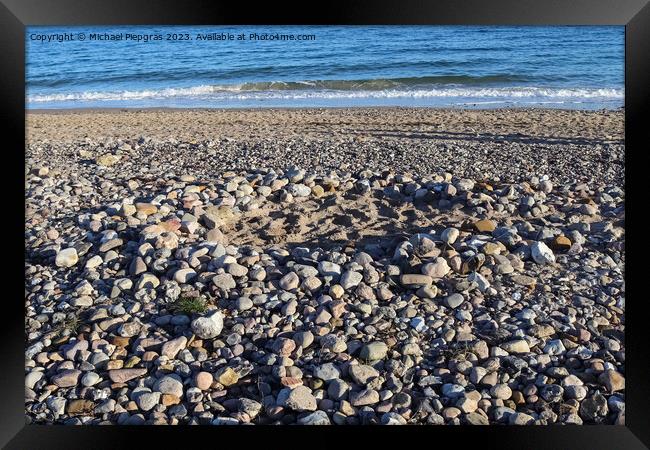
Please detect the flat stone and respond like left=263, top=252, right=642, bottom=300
left=174, top=268, right=197, bottom=284
left=318, top=261, right=342, bottom=278
left=501, top=339, right=530, bottom=354
left=327, top=379, right=350, bottom=400
left=67, top=399, right=95, bottom=415
left=118, top=321, right=141, bottom=338
left=99, top=238, right=123, bottom=252
left=280, top=377, right=303, bottom=389
left=136, top=273, right=160, bottom=290
left=228, top=263, right=248, bottom=277
left=580, top=392, right=609, bottom=421
left=95, top=154, right=120, bottom=167
left=135, top=202, right=158, bottom=215
left=465, top=412, right=489, bottom=425
left=161, top=394, right=181, bottom=406
left=511, top=274, right=537, bottom=287
left=63, top=340, right=89, bottom=361
left=490, top=384, right=512, bottom=400
left=235, top=297, right=254, bottom=311
left=350, top=388, right=380, bottom=406
left=215, top=367, right=239, bottom=386
left=293, top=331, right=314, bottom=349
left=52, top=369, right=81, bottom=387
left=81, top=372, right=100, bottom=387
left=26, top=371, right=44, bottom=389
left=206, top=228, right=225, bottom=244
left=313, top=363, right=341, bottom=381
left=400, top=274, right=433, bottom=287
left=421, top=258, right=450, bottom=279
left=474, top=219, right=496, bottom=233
left=482, top=242, right=502, bottom=255
left=298, top=410, right=331, bottom=425
left=509, top=412, right=535, bottom=425
left=213, top=273, right=236, bottom=290
left=543, top=339, right=566, bottom=355
left=161, top=336, right=187, bottom=359
left=456, top=396, right=478, bottom=413
left=108, top=368, right=147, bottom=383
left=552, top=235, right=572, bottom=251
left=382, top=412, right=408, bottom=425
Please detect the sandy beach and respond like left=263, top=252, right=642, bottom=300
left=25, top=108, right=625, bottom=425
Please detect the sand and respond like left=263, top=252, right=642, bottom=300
left=27, top=107, right=623, bottom=144
left=26, top=107, right=624, bottom=250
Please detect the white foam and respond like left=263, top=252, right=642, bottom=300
left=27, top=85, right=624, bottom=104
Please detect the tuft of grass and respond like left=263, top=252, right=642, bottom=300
left=52, top=314, right=81, bottom=338
left=439, top=341, right=473, bottom=361
left=169, top=295, right=208, bottom=315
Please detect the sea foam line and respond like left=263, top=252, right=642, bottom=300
left=28, top=85, right=624, bottom=103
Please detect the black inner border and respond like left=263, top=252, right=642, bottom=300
left=2, top=0, right=648, bottom=448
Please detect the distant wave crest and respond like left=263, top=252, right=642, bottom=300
left=29, top=80, right=624, bottom=104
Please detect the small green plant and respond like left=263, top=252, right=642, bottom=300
left=169, top=295, right=208, bottom=315
left=52, top=314, right=81, bottom=337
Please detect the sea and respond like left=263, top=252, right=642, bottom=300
left=26, top=25, right=624, bottom=110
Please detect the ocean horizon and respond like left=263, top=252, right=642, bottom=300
left=26, top=25, right=624, bottom=110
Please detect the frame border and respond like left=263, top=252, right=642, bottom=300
left=4, top=0, right=648, bottom=448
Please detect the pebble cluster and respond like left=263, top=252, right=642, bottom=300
left=25, top=138, right=625, bottom=425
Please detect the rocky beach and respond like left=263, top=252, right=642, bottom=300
left=25, top=107, right=625, bottom=425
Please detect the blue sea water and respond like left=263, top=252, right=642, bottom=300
left=26, top=25, right=624, bottom=109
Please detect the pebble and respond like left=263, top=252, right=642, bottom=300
left=340, top=271, right=363, bottom=290
left=531, top=241, right=556, bottom=265
left=136, top=392, right=161, bottom=411
left=349, top=364, right=380, bottom=385
left=52, top=369, right=81, bottom=387
left=440, top=227, right=459, bottom=244
left=360, top=342, right=388, bottom=361
left=24, top=145, right=625, bottom=425
left=55, top=248, right=78, bottom=268
left=350, top=389, right=380, bottom=406
left=194, top=372, right=213, bottom=390
left=400, top=274, right=433, bottom=287
left=313, top=363, right=341, bottom=381
left=191, top=310, right=224, bottom=339
left=154, top=374, right=184, bottom=398
left=298, top=410, right=331, bottom=425
left=277, top=385, right=317, bottom=412
left=444, top=293, right=464, bottom=309
left=108, top=368, right=148, bottom=383
left=599, top=370, right=625, bottom=392
left=279, top=272, right=300, bottom=290
left=161, top=336, right=187, bottom=359
left=501, top=339, right=530, bottom=354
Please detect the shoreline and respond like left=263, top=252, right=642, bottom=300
left=27, top=107, right=624, bottom=148
left=27, top=105, right=625, bottom=114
